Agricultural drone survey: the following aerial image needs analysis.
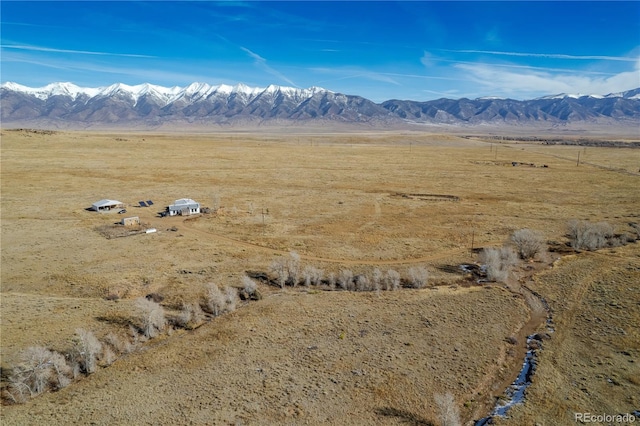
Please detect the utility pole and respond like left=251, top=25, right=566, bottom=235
left=471, top=228, right=475, bottom=253
left=577, top=151, right=580, bottom=167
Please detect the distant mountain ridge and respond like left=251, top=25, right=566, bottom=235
left=1, top=82, right=639, bottom=128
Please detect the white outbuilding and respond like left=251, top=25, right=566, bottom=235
left=167, top=198, right=200, bottom=216
left=91, top=199, right=125, bottom=212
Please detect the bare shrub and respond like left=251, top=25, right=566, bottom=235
left=177, top=302, right=205, bottom=329
left=355, top=274, right=370, bottom=292
left=286, top=251, right=301, bottom=286
left=5, top=370, right=32, bottom=403
left=338, top=269, right=354, bottom=290
left=103, top=332, right=134, bottom=355
left=434, top=392, right=461, bottom=426
left=312, top=267, right=324, bottom=286
left=128, top=324, right=142, bottom=347
left=479, top=247, right=518, bottom=282
left=269, top=256, right=289, bottom=288
left=205, top=283, right=226, bottom=316
left=302, top=265, right=324, bottom=287
left=242, top=275, right=257, bottom=295
left=48, top=351, right=72, bottom=390
left=302, top=266, right=312, bottom=287
left=407, top=266, right=429, bottom=288
left=224, top=286, right=238, bottom=312
left=135, top=298, right=166, bottom=338
left=327, top=272, right=336, bottom=290
left=72, top=329, right=102, bottom=374
left=240, top=275, right=262, bottom=300
left=510, top=228, right=545, bottom=260
left=23, top=347, right=54, bottom=395
left=372, top=268, right=383, bottom=293
left=99, top=346, right=117, bottom=367
left=385, top=269, right=401, bottom=291
left=6, top=346, right=72, bottom=401
left=568, top=219, right=614, bottom=251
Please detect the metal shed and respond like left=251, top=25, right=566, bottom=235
left=91, top=199, right=125, bottom=212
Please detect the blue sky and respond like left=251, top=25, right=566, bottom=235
left=1, top=1, right=639, bottom=101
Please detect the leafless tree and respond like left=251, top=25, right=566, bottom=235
left=49, top=350, right=72, bottom=389
left=510, top=228, right=545, bottom=260
left=100, top=346, right=117, bottom=367
left=286, top=251, right=301, bottom=286
left=135, top=298, right=166, bottom=338
left=205, top=283, right=226, bottom=315
left=103, top=332, right=134, bottom=355
left=302, top=265, right=324, bottom=287
left=177, top=302, right=205, bottom=329
left=242, top=275, right=258, bottom=295
left=408, top=266, right=429, bottom=288
left=385, top=269, right=401, bottom=291
left=269, top=257, right=289, bottom=288
left=356, top=274, right=370, bottom=291
left=72, top=328, right=102, bottom=374
left=479, top=246, right=518, bottom=282
left=568, top=219, right=614, bottom=250
left=372, top=268, right=383, bottom=293
left=6, top=346, right=72, bottom=401
left=224, top=286, right=238, bottom=312
left=327, top=272, right=336, bottom=290
left=338, top=269, right=354, bottom=290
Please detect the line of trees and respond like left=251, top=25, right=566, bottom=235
left=2, top=279, right=256, bottom=404
left=6, top=220, right=635, bottom=405
left=567, top=219, right=636, bottom=251
left=267, top=252, right=430, bottom=291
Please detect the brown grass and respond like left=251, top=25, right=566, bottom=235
left=1, top=128, right=638, bottom=424
left=497, top=245, right=640, bottom=425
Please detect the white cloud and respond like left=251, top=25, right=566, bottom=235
left=455, top=61, right=640, bottom=97
left=310, top=67, right=401, bottom=86
left=420, top=51, right=436, bottom=68
left=1, top=44, right=155, bottom=58
left=440, top=49, right=638, bottom=62
left=421, top=51, right=621, bottom=76
left=1, top=51, right=223, bottom=85
left=311, top=66, right=464, bottom=87
left=240, top=46, right=297, bottom=87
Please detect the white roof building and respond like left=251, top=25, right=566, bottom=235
left=91, top=199, right=124, bottom=212
left=167, top=198, right=200, bottom=216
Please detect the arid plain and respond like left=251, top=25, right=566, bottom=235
left=1, top=129, right=639, bottom=425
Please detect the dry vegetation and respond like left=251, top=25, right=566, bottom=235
left=1, top=128, right=638, bottom=424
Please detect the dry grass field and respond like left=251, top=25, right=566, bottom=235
left=1, top=128, right=638, bottom=425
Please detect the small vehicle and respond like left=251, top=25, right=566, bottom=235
left=117, top=209, right=127, bottom=214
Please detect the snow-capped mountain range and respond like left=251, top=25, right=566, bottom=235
left=1, top=82, right=639, bottom=128
left=0, top=82, right=329, bottom=105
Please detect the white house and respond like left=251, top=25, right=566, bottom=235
left=91, top=199, right=125, bottom=212
left=167, top=198, right=200, bottom=216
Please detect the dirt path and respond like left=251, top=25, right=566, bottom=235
left=180, top=217, right=499, bottom=266
left=181, top=214, right=555, bottom=424
left=465, top=260, right=553, bottom=422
